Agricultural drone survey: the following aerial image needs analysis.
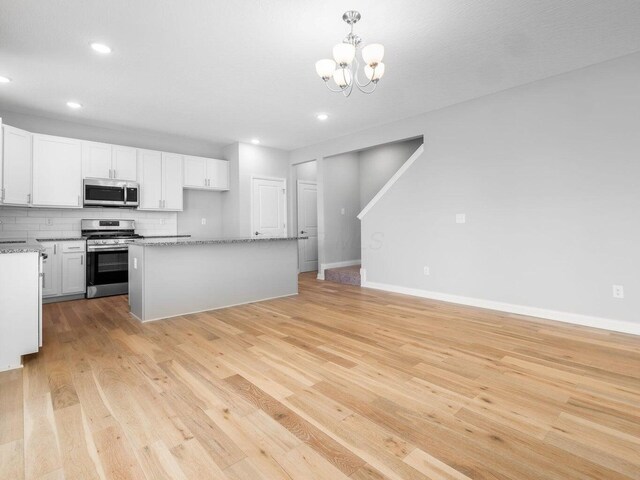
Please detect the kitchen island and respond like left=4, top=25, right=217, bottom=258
left=128, top=236, right=301, bottom=322
left=0, top=240, right=43, bottom=371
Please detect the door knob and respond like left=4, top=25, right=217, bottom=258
left=255, top=231, right=261, bottom=235
left=300, top=230, right=307, bottom=234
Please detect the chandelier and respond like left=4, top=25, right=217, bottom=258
left=315, top=11, right=385, bottom=97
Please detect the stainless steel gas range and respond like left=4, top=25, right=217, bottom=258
left=82, top=219, right=142, bottom=298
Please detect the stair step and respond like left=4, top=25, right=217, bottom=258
left=324, top=265, right=361, bottom=286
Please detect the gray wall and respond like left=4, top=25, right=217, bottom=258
left=222, top=142, right=291, bottom=237
left=177, top=189, right=225, bottom=237
left=322, top=152, right=361, bottom=264
left=359, top=138, right=423, bottom=210
left=355, top=53, right=640, bottom=326
left=320, top=139, right=422, bottom=266
left=0, top=110, right=224, bottom=157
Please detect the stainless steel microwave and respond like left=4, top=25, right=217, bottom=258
left=83, top=179, right=139, bottom=208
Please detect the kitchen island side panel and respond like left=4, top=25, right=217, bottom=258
left=132, top=240, right=298, bottom=321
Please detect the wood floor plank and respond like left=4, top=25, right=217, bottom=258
left=0, top=272, right=638, bottom=479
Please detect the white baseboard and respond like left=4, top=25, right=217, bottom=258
left=362, top=280, right=640, bottom=336
left=318, top=260, right=361, bottom=280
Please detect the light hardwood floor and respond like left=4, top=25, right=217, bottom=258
left=1, top=272, right=639, bottom=480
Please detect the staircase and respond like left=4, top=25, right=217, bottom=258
left=324, top=265, right=361, bottom=286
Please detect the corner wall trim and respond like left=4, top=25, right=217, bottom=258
left=357, top=143, right=424, bottom=220
left=317, top=260, right=361, bottom=280
left=361, top=280, right=640, bottom=336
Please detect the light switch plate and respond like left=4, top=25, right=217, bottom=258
left=456, top=213, right=466, bottom=224
left=201, top=218, right=207, bottom=225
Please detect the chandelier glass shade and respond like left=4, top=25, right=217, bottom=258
left=315, top=11, right=385, bottom=97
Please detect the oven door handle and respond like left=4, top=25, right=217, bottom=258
left=87, top=246, right=130, bottom=252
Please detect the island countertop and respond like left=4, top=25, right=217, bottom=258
left=131, top=236, right=304, bottom=247
left=0, top=239, right=45, bottom=255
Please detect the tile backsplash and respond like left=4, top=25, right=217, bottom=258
left=0, top=206, right=177, bottom=239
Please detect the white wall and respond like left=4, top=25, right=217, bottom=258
left=292, top=52, right=640, bottom=332
left=177, top=190, right=224, bottom=237
left=0, top=206, right=176, bottom=239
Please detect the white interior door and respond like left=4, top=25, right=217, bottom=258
left=252, top=177, right=286, bottom=238
left=297, top=181, right=318, bottom=272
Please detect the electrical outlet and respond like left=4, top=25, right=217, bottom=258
left=456, top=213, right=466, bottom=224
left=341, top=208, right=346, bottom=215
left=423, top=266, right=430, bottom=276
left=46, top=218, right=53, bottom=226
left=612, top=285, right=624, bottom=299
left=201, top=218, right=207, bottom=225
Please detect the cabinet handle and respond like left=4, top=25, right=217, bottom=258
left=42, top=272, right=46, bottom=287
left=78, top=195, right=81, bottom=206
left=113, top=169, right=117, bottom=179
left=54, top=244, right=57, bottom=255
left=81, top=255, right=84, bottom=265
left=207, top=179, right=210, bottom=187
left=1, top=187, right=5, bottom=201
left=67, top=246, right=81, bottom=249
left=159, top=199, right=162, bottom=208
left=27, top=193, right=31, bottom=204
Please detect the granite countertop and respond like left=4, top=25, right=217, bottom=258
left=0, top=239, right=45, bottom=254
left=140, top=235, right=192, bottom=239
left=131, top=236, right=304, bottom=247
left=36, top=237, right=86, bottom=242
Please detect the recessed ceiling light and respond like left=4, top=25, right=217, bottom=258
left=0, top=76, right=11, bottom=84
left=317, top=113, right=329, bottom=121
left=66, top=101, right=83, bottom=109
left=251, top=138, right=260, bottom=145
left=90, top=42, right=112, bottom=54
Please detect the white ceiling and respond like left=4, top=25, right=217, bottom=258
left=1, top=0, right=640, bottom=151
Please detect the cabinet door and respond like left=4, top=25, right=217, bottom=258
left=41, top=243, right=61, bottom=297
left=183, top=155, right=207, bottom=188
left=2, top=125, right=32, bottom=205
left=81, top=141, right=112, bottom=179
left=62, top=252, right=86, bottom=294
left=137, top=149, right=163, bottom=209
left=162, top=152, right=183, bottom=210
left=112, top=145, right=137, bottom=181
left=32, top=135, right=82, bottom=208
left=207, top=159, right=229, bottom=190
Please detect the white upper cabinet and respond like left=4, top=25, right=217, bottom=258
left=2, top=125, right=32, bottom=205
left=183, top=155, right=229, bottom=191
left=138, top=149, right=163, bottom=209
left=82, top=142, right=137, bottom=181
left=138, top=150, right=183, bottom=211
left=111, top=145, right=137, bottom=181
left=81, top=141, right=112, bottom=179
left=32, top=134, right=82, bottom=208
left=208, top=159, right=229, bottom=190
left=162, top=152, right=184, bottom=210
left=183, top=155, right=207, bottom=188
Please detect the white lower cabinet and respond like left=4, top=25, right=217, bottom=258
left=40, top=241, right=86, bottom=298
left=61, top=252, right=85, bottom=294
